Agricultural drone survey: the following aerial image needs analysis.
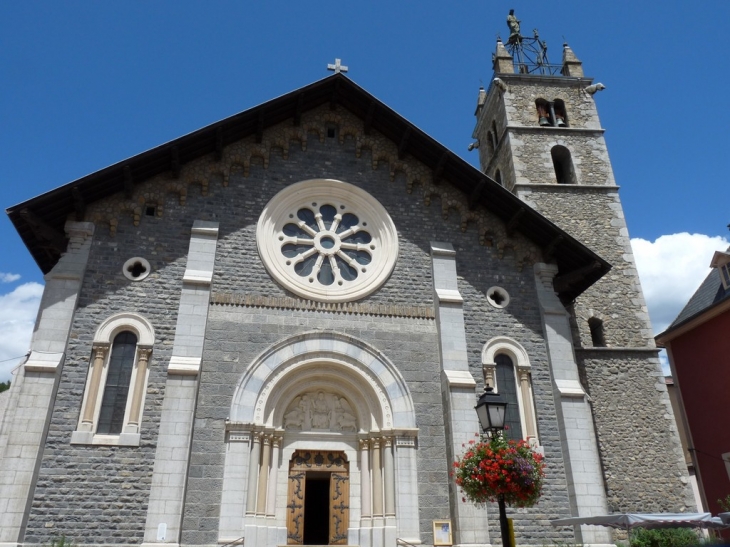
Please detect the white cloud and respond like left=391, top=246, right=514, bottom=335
left=0, top=282, right=43, bottom=382
left=631, top=233, right=729, bottom=336
left=631, top=233, right=729, bottom=375
left=0, top=273, right=21, bottom=283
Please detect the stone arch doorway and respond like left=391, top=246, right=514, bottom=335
left=219, top=331, right=421, bottom=547
left=286, top=450, right=349, bottom=545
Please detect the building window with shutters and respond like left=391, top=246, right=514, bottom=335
left=71, top=312, right=155, bottom=447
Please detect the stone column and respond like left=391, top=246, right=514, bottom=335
left=371, top=438, right=383, bottom=522
left=246, top=432, right=262, bottom=516
left=360, top=439, right=372, bottom=522
left=256, top=435, right=271, bottom=515
left=383, top=436, right=397, bottom=547
left=518, top=368, right=538, bottom=445
left=266, top=436, right=281, bottom=518
left=127, top=347, right=152, bottom=429
left=80, top=344, right=109, bottom=428
left=383, top=437, right=395, bottom=518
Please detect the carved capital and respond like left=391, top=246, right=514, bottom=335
left=518, top=367, right=531, bottom=382
left=483, top=363, right=496, bottom=388
left=359, top=439, right=370, bottom=451
left=137, top=347, right=152, bottom=365
left=92, top=343, right=110, bottom=361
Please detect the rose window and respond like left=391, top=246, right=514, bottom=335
left=281, top=204, right=373, bottom=287
left=257, top=179, right=398, bottom=302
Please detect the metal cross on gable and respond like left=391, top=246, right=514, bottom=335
left=327, top=58, right=348, bottom=74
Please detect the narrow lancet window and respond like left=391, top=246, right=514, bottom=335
left=551, top=145, right=577, bottom=184
left=588, top=317, right=606, bottom=347
left=97, top=331, right=137, bottom=434
left=495, top=354, right=523, bottom=441
left=491, top=121, right=499, bottom=149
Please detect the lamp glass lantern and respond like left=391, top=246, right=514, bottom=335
left=475, top=387, right=508, bottom=433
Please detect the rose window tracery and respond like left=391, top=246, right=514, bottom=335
left=281, top=203, right=374, bottom=287
left=257, top=179, right=398, bottom=302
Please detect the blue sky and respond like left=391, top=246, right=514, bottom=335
left=1, top=1, right=728, bottom=377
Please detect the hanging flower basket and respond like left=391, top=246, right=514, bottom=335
left=453, top=434, right=546, bottom=508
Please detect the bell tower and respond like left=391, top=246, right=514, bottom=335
left=473, top=26, right=651, bottom=350
left=471, top=12, right=694, bottom=519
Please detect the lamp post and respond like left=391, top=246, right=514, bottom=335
left=475, top=387, right=512, bottom=547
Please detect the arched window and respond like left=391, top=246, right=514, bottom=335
left=495, top=354, right=523, bottom=441
left=551, top=145, right=577, bottom=184
left=71, top=312, right=155, bottom=446
left=490, top=121, right=499, bottom=150
left=588, top=317, right=606, bottom=347
left=535, top=98, right=569, bottom=127
left=535, top=98, right=551, bottom=126
left=482, top=337, right=540, bottom=447
left=97, top=332, right=137, bottom=435
left=494, top=169, right=503, bottom=186
left=486, top=130, right=495, bottom=159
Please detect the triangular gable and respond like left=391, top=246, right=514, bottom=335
left=6, top=73, right=609, bottom=301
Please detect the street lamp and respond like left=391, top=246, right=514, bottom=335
left=474, top=387, right=512, bottom=547
left=475, top=386, right=508, bottom=434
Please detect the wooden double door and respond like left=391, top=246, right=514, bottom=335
left=286, top=450, right=350, bottom=545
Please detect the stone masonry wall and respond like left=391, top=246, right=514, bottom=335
left=176, top=115, right=576, bottom=544
left=27, top=102, right=578, bottom=545
left=499, top=78, right=602, bottom=130
left=519, top=186, right=654, bottom=348
left=509, top=131, right=616, bottom=187
left=24, top=214, right=192, bottom=543
left=577, top=349, right=696, bottom=512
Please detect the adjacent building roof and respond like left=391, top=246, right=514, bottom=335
left=6, top=73, right=610, bottom=302
left=657, top=248, right=730, bottom=340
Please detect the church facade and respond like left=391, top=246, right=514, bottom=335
left=2, top=40, right=692, bottom=547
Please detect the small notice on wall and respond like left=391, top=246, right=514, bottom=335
left=433, top=520, right=452, bottom=546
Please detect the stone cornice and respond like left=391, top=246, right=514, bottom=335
left=515, top=183, right=620, bottom=191
left=211, top=292, right=435, bottom=319
left=506, top=125, right=605, bottom=135
left=575, top=347, right=661, bottom=354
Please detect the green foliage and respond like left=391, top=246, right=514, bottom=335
left=718, top=494, right=730, bottom=512
left=49, top=536, right=76, bottom=547
left=0, top=380, right=10, bottom=393
left=629, top=528, right=700, bottom=547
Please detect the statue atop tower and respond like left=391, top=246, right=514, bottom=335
left=500, top=10, right=561, bottom=75
left=506, top=9, right=521, bottom=43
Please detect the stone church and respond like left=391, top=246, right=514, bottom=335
left=3, top=35, right=693, bottom=547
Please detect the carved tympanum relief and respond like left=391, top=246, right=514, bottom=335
left=283, top=390, right=358, bottom=432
